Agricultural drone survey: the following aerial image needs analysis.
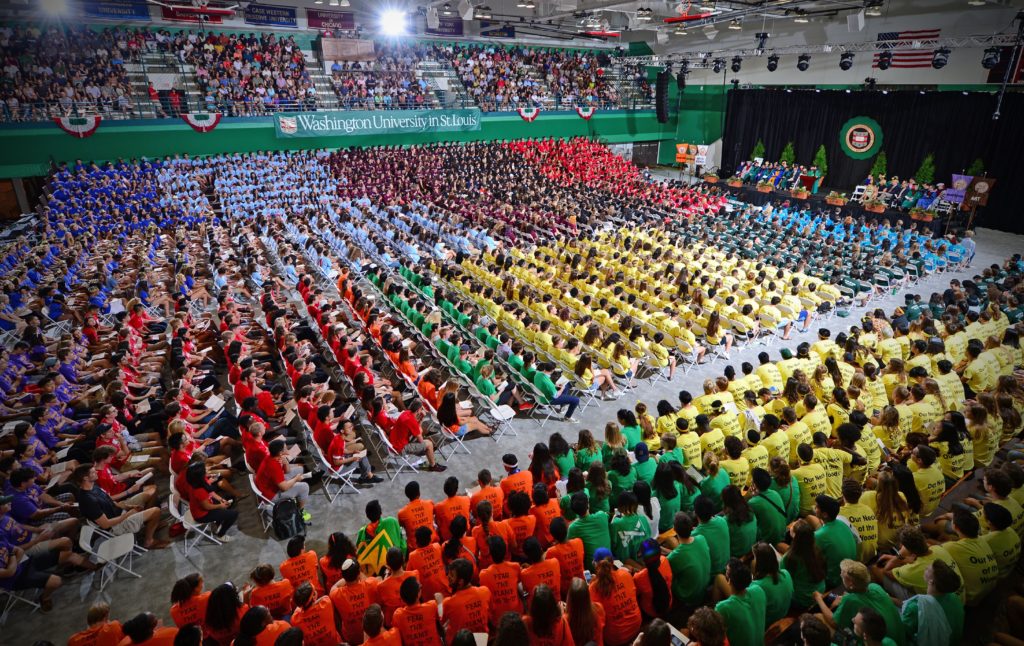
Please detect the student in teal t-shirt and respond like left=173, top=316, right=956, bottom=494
left=618, top=409, right=643, bottom=450
left=610, top=491, right=652, bottom=563
left=782, top=519, right=827, bottom=609
left=549, top=433, right=576, bottom=479
left=722, top=485, right=758, bottom=558
left=750, top=543, right=794, bottom=625
left=667, top=511, right=711, bottom=606
left=693, top=494, right=730, bottom=575
left=653, top=462, right=684, bottom=535
left=566, top=492, right=611, bottom=568
left=899, top=560, right=964, bottom=646
left=631, top=443, right=657, bottom=484
left=748, top=468, right=788, bottom=545
left=699, top=453, right=731, bottom=513
left=714, top=558, right=767, bottom=646
left=813, top=494, right=858, bottom=589
left=815, top=559, right=906, bottom=646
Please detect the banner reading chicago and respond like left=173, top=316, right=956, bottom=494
left=276, top=109, right=482, bottom=138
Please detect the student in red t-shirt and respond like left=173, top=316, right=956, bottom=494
left=504, top=491, right=538, bottom=560
left=632, top=539, right=673, bottom=621
left=393, top=576, right=443, bottom=646
left=255, top=439, right=310, bottom=518
left=362, top=604, right=402, bottom=646
left=478, top=535, right=522, bottom=628
left=471, top=500, right=515, bottom=570
left=118, top=612, right=177, bottom=646
left=499, top=454, right=534, bottom=514
left=398, top=481, right=437, bottom=543
left=440, top=558, right=491, bottom=636
left=289, top=582, right=339, bottom=646
left=320, top=532, right=357, bottom=592
left=185, top=462, right=238, bottom=540
left=434, top=477, right=470, bottom=542
left=169, top=574, right=210, bottom=628
left=407, top=527, right=451, bottom=599
left=588, top=549, right=642, bottom=646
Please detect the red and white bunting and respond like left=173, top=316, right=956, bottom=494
left=517, top=107, right=541, bottom=122
left=575, top=106, right=596, bottom=120
left=53, top=115, right=101, bottom=138
left=181, top=112, right=223, bottom=133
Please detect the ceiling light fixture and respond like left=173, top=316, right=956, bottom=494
left=839, top=51, right=854, bottom=70
left=793, top=9, right=809, bottom=23
left=728, top=19, right=742, bottom=30
left=982, top=47, right=1000, bottom=69
left=876, top=49, right=892, bottom=70
left=767, top=54, right=779, bottom=71
left=797, top=53, right=811, bottom=71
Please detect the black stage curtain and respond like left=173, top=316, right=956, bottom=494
left=721, top=89, right=1024, bottom=234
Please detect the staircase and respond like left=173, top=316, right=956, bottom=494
left=417, top=60, right=470, bottom=109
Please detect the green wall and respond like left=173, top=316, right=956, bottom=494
left=0, top=110, right=678, bottom=178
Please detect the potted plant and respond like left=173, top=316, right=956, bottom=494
left=864, top=198, right=886, bottom=214
left=727, top=176, right=744, bottom=188
left=704, top=173, right=719, bottom=183
left=825, top=191, right=847, bottom=206
left=756, top=180, right=774, bottom=193
left=909, top=206, right=934, bottom=222
left=791, top=187, right=810, bottom=199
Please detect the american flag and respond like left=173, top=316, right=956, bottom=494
left=873, top=28, right=942, bottom=68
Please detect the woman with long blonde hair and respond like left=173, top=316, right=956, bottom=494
left=860, top=469, right=913, bottom=551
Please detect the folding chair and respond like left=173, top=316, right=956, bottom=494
left=434, top=421, right=471, bottom=461
left=377, top=426, right=426, bottom=481
left=169, top=492, right=223, bottom=554
left=310, top=442, right=361, bottom=502
left=0, top=589, right=40, bottom=625
left=248, top=474, right=275, bottom=534
left=79, top=525, right=141, bottom=591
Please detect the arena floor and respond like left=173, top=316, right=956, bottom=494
left=9, top=225, right=1022, bottom=644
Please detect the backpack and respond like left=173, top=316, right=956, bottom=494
left=272, top=498, right=306, bottom=540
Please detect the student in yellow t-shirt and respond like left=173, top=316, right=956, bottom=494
left=801, top=394, right=832, bottom=439
left=783, top=408, right=812, bottom=466
left=719, top=436, right=751, bottom=488
left=943, top=509, right=999, bottom=606
left=911, top=445, right=946, bottom=516
left=841, top=479, right=878, bottom=562
left=810, top=434, right=859, bottom=499
left=759, top=414, right=790, bottom=463
left=791, top=444, right=827, bottom=517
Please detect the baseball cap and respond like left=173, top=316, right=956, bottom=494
left=593, top=547, right=613, bottom=563
left=634, top=443, right=650, bottom=463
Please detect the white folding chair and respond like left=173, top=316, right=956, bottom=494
left=0, top=589, right=40, bottom=625
left=248, top=474, right=275, bottom=534
left=310, top=442, right=362, bottom=502
left=377, top=426, right=426, bottom=481
left=79, top=525, right=141, bottom=591
left=434, top=420, right=471, bottom=461
left=169, top=492, right=223, bottom=555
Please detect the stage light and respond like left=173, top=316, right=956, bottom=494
left=713, top=58, right=726, bottom=73
left=967, top=0, right=986, bottom=5
left=877, top=49, right=892, bottom=70
left=865, top=3, right=882, bottom=16
left=797, top=53, right=811, bottom=71
left=767, top=54, right=779, bottom=71
left=40, top=0, right=71, bottom=16
left=793, top=9, right=809, bottom=23
left=731, top=56, right=742, bottom=73
left=839, top=52, right=854, bottom=71
left=982, top=47, right=1001, bottom=69
left=379, top=9, right=408, bottom=36
left=728, top=19, right=742, bottom=30
left=932, top=47, right=950, bottom=69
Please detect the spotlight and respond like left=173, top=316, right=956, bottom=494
left=674, top=26, right=688, bottom=35
left=731, top=56, right=742, bottom=73
left=793, top=9, right=809, bottom=23
left=713, top=58, right=726, bottom=73
left=441, top=2, right=455, bottom=16
left=865, top=2, right=882, bottom=16
left=378, top=9, right=408, bottom=36
left=932, top=47, right=950, bottom=69
left=39, top=0, right=70, bottom=15
left=767, top=54, right=779, bottom=72
left=839, top=52, right=854, bottom=71
left=728, top=19, right=742, bottom=30
left=982, top=47, right=1001, bottom=69
left=797, top=53, right=811, bottom=71
left=731, top=79, right=740, bottom=88
left=967, top=0, right=986, bottom=5
left=877, top=49, right=892, bottom=70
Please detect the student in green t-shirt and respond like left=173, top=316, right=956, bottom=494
left=667, top=511, right=711, bottom=606
left=559, top=468, right=588, bottom=522
left=610, top=491, right=651, bottom=564
left=574, top=429, right=602, bottom=471
left=653, top=461, right=683, bottom=535
left=566, top=492, right=611, bottom=568
left=714, top=558, right=767, bottom=646
left=617, top=408, right=643, bottom=450
left=699, top=453, right=731, bottom=513
left=693, top=494, right=730, bottom=575
left=750, top=543, right=794, bottom=625
left=548, top=432, right=576, bottom=479
left=749, top=468, right=788, bottom=546
left=769, top=456, right=801, bottom=522
left=813, top=494, right=858, bottom=589
left=815, top=559, right=906, bottom=646
left=854, top=606, right=901, bottom=646
left=631, top=443, right=657, bottom=485
left=899, top=559, right=964, bottom=646
left=781, top=519, right=826, bottom=609
left=608, top=453, right=637, bottom=504
left=722, top=484, right=758, bottom=558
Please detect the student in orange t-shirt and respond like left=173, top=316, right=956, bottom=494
left=565, top=578, right=606, bottom=646
left=362, top=603, right=402, bottom=646
left=279, top=536, right=323, bottom=596
left=407, top=527, right=451, bottom=598
left=289, top=582, right=340, bottom=646
left=521, top=537, right=562, bottom=605
left=530, top=483, right=564, bottom=548
left=434, top=476, right=470, bottom=541
left=499, top=454, right=534, bottom=514
left=524, top=584, right=575, bottom=646
left=441, top=515, right=479, bottom=580
left=68, top=603, right=123, bottom=646
left=392, top=576, right=443, bottom=646
left=169, top=574, right=210, bottom=628
left=632, top=539, right=673, bottom=620
left=545, top=518, right=585, bottom=598
left=441, top=558, right=491, bottom=636
left=471, top=500, right=515, bottom=570
left=587, top=550, right=642, bottom=646
left=234, top=606, right=291, bottom=646
left=504, top=491, right=538, bottom=559
left=478, top=535, right=523, bottom=628
left=398, top=481, right=437, bottom=543
left=329, top=558, right=381, bottom=645
left=247, top=564, right=295, bottom=619
left=118, top=613, right=177, bottom=646
left=377, top=547, right=418, bottom=627
left=470, top=469, right=505, bottom=521
left=319, top=532, right=357, bottom=592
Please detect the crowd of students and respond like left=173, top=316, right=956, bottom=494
left=1, top=139, right=1022, bottom=646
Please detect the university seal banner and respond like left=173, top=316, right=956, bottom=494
left=839, top=116, right=883, bottom=159
left=275, top=109, right=482, bottom=138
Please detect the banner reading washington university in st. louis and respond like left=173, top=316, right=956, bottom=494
left=275, top=109, right=482, bottom=138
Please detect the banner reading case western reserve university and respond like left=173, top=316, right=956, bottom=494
left=275, top=109, right=482, bottom=138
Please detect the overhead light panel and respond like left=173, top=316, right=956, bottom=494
left=967, top=0, right=986, bottom=5
left=839, top=51, right=854, bottom=70
left=981, top=46, right=1000, bottom=69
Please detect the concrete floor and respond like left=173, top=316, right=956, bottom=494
left=9, top=226, right=1023, bottom=644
